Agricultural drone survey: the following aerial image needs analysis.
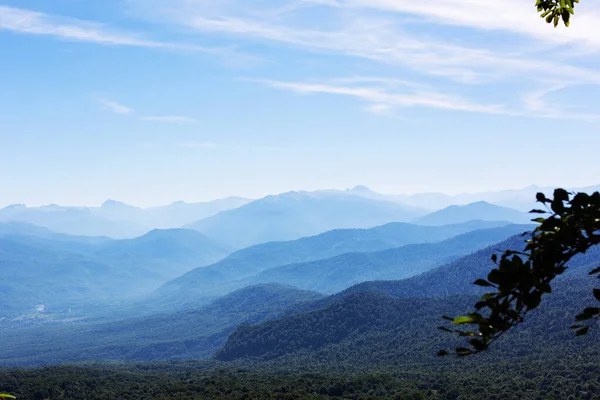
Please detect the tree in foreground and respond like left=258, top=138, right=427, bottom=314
left=437, top=0, right=589, bottom=357
left=537, top=0, right=580, bottom=27
left=439, top=189, right=600, bottom=356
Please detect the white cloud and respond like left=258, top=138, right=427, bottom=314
left=0, top=5, right=218, bottom=52
left=365, top=104, right=392, bottom=115
left=258, top=79, right=505, bottom=114
left=344, top=0, right=600, bottom=50
left=97, top=98, right=198, bottom=123
left=98, top=99, right=134, bottom=114
left=146, top=7, right=600, bottom=87
left=141, top=116, right=198, bottom=124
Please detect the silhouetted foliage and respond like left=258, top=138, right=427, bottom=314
left=441, top=189, right=600, bottom=356
left=537, top=0, right=579, bottom=27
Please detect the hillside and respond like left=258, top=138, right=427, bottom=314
left=342, top=235, right=600, bottom=300
left=94, top=228, right=230, bottom=279
left=0, top=229, right=231, bottom=317
left=215, top=276, right=599, bottom=365
left=155, top=220, right=513, bottom=308
left=414, top=201, right=530, bottom=226
left=185, top=191, right=424, bottom=248
left=0, top=237, right=120, bottom=315
left=245, top=224, right=533, bottom=294
left=0, top=284, right=323, bottom=366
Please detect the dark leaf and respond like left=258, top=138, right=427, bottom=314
left=529, top=209, right=547, bottom=214
left=576, top=326, right=591, bottom=336
left=536, top=193, right=548, bottom=203
left=473, top=279, right=494, bottom=287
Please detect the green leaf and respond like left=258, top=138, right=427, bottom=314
left=593, top=289, right=600, bottom=302
left=473, top=279, right=494, bottom=287
left=453, top=316, right=475, bottom=325
left=436, top=350, right=449, bottom=357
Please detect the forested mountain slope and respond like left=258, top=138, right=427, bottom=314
left=155, top=220, right=513, bottom=308
left=216, top=276, right=599, bottom=365
left=0, top=229, right=230, bottom=317
left=244, top=224, right=533, bottom=294
left=0, top=284, right=323, bottom=366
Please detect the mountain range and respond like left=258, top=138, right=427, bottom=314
left=414, top=201, right=530, bottom=226
left=0, top=197, right=251, bottom=238
left=216, top=240, right=600, bottom=365
left=1, top=185, right=553, bottom=242
left=243, top=224, right=533, bottom=294
left=0, top=226, right=230, bottom=317
left=153, top=220, right=515, bottom=308
left=184, top=190, right=425, bottom=248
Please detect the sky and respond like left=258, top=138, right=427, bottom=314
left=1, top=0, right=600, bottom=207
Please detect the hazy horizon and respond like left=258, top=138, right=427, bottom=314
left=1, top=182, right=599, bottom=209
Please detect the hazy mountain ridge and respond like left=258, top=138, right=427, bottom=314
left=0, top=228, right=231, bottom=317
left=215, top=231, right=600, bottom=363
left=397, top=184, right=600, bottom=211
left=244, top=224, right=534, bottom=294
left=0, top=197, right=251, bottom=238
left=414, top=201, right=531, bottom=226
left=154, top=220, right=514, bottom=308
left=185, top=191, right=426, bottom=248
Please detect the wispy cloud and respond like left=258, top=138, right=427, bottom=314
left=96, top=98, right=197, bottom=123
left=365, top=103, right=393, bottom=116
left=142, top=116, right=198, bottom=124
left=98, top=99, right=135, bottom=115
left=0, top=5, right=219, bottom=53
left=344, top=0, right=600, bottom=50
left=257, top=79, right=505, bottom=114
left=167, top=10, right=600, bottom=85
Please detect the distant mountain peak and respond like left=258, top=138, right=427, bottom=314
left=469, top=200, right=494, bottom=206
left=2, top=204, right=26, bottom=210
left=349, top=185, right=373, bottom=193
left=101, top=199, right=136, bottom=209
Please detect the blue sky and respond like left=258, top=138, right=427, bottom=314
left=1, top=0, right=599, bottom=207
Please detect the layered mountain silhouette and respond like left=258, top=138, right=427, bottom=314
left=0, top=228, right=230, bottom=316
left=0, top=197, right=250, bottom=238
left=154, top=220, right=514, bottom=308
left=185, top=191, right=426, bottom=248
left=216, top=236, right=600, bottom=363
left=414, top=201, right=530, bottom=226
